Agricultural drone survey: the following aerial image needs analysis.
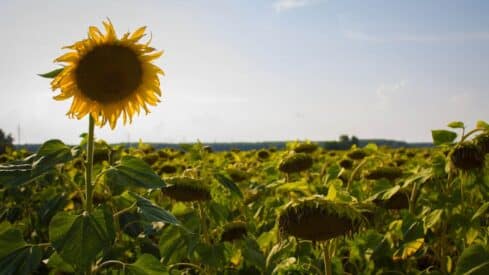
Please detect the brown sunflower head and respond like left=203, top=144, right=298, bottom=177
left=279, top=153, right=313, bottom=174
left=162, top=177, right=211, bottom=202
left=278, top=197, right=363, bottom=241
left=220, top=221, right=248, bottom=242
left=450, top=143, right=485, bottom=171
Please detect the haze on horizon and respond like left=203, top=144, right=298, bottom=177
left=1, top=0, right=488, bottom=145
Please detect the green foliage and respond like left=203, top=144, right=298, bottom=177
left=0, top=129, right=14, bottom=155
left=0, top=120, right=488, bottom=274
left=432, top=129, right=458, bottom=145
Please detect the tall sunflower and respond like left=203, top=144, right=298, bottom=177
left=51, top=20, right=164, bottom=129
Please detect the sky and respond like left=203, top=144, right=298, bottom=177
left=0, top=0, right=488, bottom=144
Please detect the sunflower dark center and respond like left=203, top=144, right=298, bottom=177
left=75, top=45, right=142, bottom=103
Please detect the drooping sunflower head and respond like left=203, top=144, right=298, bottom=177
left=278, top=153, right=313, bottom=174
left=347, top=149, right=367, bottom=160
left=162, top=177, right=211, bottom=202
left=278, top=196, right=363, bottom=241
left=364, top=166, right=403, bottom=181
left=449, top=142, right=485, bottom=171
left=51, top=20, right=164, bottom=129
left=220, top=221, right=248, bottom=242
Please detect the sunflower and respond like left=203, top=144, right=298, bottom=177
left=51, top=20, right=164, bottom=129
left=278, top=197, right=363, bottom=241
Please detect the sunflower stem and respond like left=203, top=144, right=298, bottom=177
left=85, top=115, right=95, bottom=214
left=198, top=202, right=209, bottom=244
left=322, top=241, right=333, bottom=275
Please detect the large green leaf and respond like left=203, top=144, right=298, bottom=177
left=242, top=238, right=266, bottom=270
left=0, top=223, right=43, bottom=275
left=133, top=193, right=181, bottom=226
left=0, top=246, right=43, bottom=275
left=125, top=254, right=169, bottom=275
left=431, top=130, right=457, bottom=146
left=34, top=139, right=74, bottom=169
left=214, top=173, right=243, bottom=198
left=455, top=244, right=489, bottom=275
left=105, top=156, right=164, bottom=189
left=49, top=210, right=114, bottom=269
left=0, top=139, right=74, bottom=187
left=0, top=223, right=26, bottom=259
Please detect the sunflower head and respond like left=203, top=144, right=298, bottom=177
left=278, top=197, right=363, bottom=241
left=364, top=167, right=403, bottom=181
left=51, top=20, right=164, bottom=129
left=226, top=167, right=249, bottom=182
left=257, top=149, right=271, bottom=160
left=278, top=153, right=313, bottom=174
left=158, top=164, right=177, bottom=174
left=220, top=221, right=248, bottom=242
left=450, top=143, right=485, bottom=171
left=339, top=158, right=353, bottom=169
left=293, top=143, right=318, bottom=154
left=162, top=177, right=211, bottom=202
left=347, top=149, right=367, bottom=160
left=373, top=191, right=410, bottom=210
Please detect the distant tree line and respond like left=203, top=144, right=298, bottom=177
left=13, top=135, right=432, bottom=153
left=0, top=129, right=14, bottom=154
left=323, top=135, right=360, bottom=150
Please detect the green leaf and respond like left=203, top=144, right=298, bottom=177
left=242, top=238, right=266, bottom=270
left=431, top=130, right=458, bottom=146
left=0, top=161, right=34, bottom=188
left=38, top=68, right=63, bottom=78
left=49, top=210, right=114, bottom=269
left=0, top=246, right=43, bottom=275
left=214, top=173, right=243, bottom=198
left=0, top=223, right=26, bottom=259
left=423, top=209, right=444, bottom=233
left=105, top=156, right=164, bottom=189
left=126, top=254, right=169, bottom=275
left=472, top=202, right=489, bottom=222
left=195, top=243, right=226, bottom=267
left=133, top=193, right=181, bottom=227
left=0, top=139, right=73, bottom=187
left=448, top=121, right=465, bottom=129
left=266, top=240, right=295, bottom=271
left=476, top=120, right=489, bottom=131
left=0, top=223, right=43, bottom=275
left=455, top=244, right=489, bottom=275
left=46, top=252, right=75, bottom=273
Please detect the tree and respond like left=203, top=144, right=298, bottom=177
left=0, top=129, right=14, bottom=154
left=351, top=136, right=359, bottom=146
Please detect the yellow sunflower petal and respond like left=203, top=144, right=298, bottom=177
left=51, top=20, right=164, bottom=129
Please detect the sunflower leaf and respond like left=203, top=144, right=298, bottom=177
left=38, top=68, right=63, bottom=78
left=125, top=254, right=169, bottom=275
left=448, top=121, right=465, bottom=129
left=104, top=156, right=165, bottom=189
left=214, top=173, right=243, bottom=198
left=454, top=244, right=489, bottom=275
left=431, top=130, right=457, bottom=146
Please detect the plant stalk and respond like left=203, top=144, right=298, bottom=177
left=85, top=115, right=95, bottom=213
left=323, top=241, right=333, bottom=275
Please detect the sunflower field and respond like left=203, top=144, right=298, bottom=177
left=1, top=120, right=489, bottom=275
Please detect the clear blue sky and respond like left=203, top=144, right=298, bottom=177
left=1, top=0, right=488, bottom=144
